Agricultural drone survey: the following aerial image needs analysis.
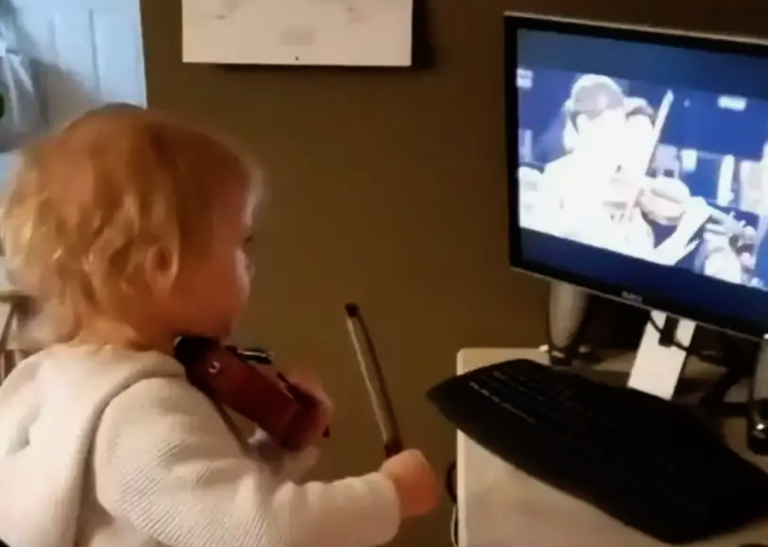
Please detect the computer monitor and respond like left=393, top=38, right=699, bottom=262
left=506, top=13, right=768, bottom=397
left=507, top=13, right=768, bottom=339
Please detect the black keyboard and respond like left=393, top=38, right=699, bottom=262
left=428, top=359, right=768, bottom=545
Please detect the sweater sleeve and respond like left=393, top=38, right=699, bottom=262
left=246, top=429, right=320, bottom=481
left=93, top=377, right=401, bottom=547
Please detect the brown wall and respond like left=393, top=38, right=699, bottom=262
left=140, top=1, right=767, bottom=545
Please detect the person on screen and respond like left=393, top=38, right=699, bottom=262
left=622, top=98, right=657, bottom=174
left=547, top=75, right=628, bottom=177
left=700, top=222, right=758, bottom=285
left=536, top=75, right=712, bottom=267
left=636, top=178, right=713, bottom=267
left=543, top=75, right=656, bottom=175
left=535, top=75, right=631, bottom=244
left=697, top=226, right=748, bottom=285
left=739, top=225, right=758, bottom=279
left=518, top=165, right=547, bottom=231
left=617, top=103, right=756, bottom=275
left=639, top=176, right=762, bottom=281
left=536, top=75, right=655, bottom=250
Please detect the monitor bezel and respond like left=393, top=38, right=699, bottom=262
left=505, top=12, right=768, bottom=341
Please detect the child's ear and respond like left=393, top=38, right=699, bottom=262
left=144, top=243, right=177, bottom=296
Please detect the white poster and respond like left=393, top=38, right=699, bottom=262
left=182, top=0, right=414, bottom=67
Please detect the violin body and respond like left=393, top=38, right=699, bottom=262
left=174, top=336, right=322, bottom=451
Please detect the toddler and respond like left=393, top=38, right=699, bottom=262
left=0, top=105, right=438, bottom=547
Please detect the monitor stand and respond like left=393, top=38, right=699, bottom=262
left=626, top=311, right=696, bottom=400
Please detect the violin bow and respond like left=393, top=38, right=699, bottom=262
left=619, top=89, right=674, bottom=221
left=344, top=303, right=404, bottom=457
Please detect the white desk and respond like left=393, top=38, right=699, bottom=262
left=457, top=348, right=768, bottom=547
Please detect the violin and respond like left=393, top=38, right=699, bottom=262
left=174, top=336, right=327, bottom=452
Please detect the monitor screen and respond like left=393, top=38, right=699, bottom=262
left=506, top=13, right=768, bottom=339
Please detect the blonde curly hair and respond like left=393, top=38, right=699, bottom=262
left=1, top=104, right=258, bottom=346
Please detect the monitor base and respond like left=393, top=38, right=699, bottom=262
left=627, top=312, right=696, bottom=400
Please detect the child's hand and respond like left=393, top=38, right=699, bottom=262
left=380, top=448, right=439, bottom=518
left=285, top=370, right=333, bottom=447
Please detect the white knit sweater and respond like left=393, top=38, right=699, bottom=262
left=0, top=345, right=400, bottom=547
